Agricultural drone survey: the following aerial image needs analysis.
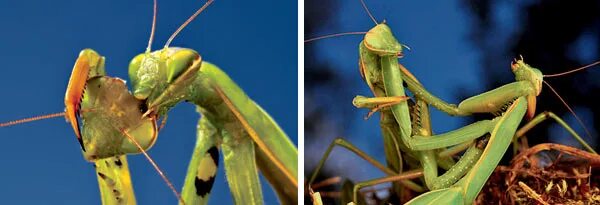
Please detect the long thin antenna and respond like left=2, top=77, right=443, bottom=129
left=164, top=0, right=214, bottom=48
left=543, top=81, right=594, bottom=143
left=0, top=112, right=65, bottom=127
left=544, top=60, right=600, bottom=78
left=304, top=31, right=367, bottom=43
left=121, top=129, right=185, bottom=205
left=146, top=0, right=158, bottom=53
left=359, top=0, right=378, bottom=25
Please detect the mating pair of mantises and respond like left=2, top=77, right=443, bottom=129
left=306, top=2, right=599, bottom=205
left=0, top=0, right=297, bottom=205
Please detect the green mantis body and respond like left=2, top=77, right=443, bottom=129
left=127, top=46, right=299, bottom=204
left=308, top=14, right=595, bottom=205
left=74, top=46, right=298, bottom=204
left=367, top=24, right=595, bottom=204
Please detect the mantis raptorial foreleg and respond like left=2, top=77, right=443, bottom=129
left=95, top=156, right=137, bottom=205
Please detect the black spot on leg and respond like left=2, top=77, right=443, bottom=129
left=97, top=172, right=107, bottom=180
left=194, top=146, right=219, bottom=197
left=195, top=176, right=216, bottom=197
left=207, top=146, right=219, bottom=165
left=114, top=158, right=123, bottom=168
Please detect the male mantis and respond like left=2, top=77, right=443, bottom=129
left=0, top=0, right=297, bottom=204
left=305, top=0, right=598, bottom=204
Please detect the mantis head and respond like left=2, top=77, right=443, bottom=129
left=363, top=23, right=403, bottom=56
left=511, top=57, right=543, bottom=119
left=128, top=47, right=202, bottom=117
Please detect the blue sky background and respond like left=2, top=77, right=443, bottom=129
left=0, top=0, right=296, bottom=204
left=304, top=0, right=598, bottom=199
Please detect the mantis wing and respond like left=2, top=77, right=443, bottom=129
left=203, top=62, right=298, bottom=204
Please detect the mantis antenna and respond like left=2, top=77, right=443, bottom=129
left=544, top=60, right=600, bottom=78
left=538, top=59, right=600, bottom=143
left=146, top=0, right=158, bottom=53
left=164, top=0, right=215, bottom=48
left=304, top=31, right=368, bottom=43
left=0, top=112, right=65, bottom=127
left=543, top=81, right=595, bottom=146
left=359, top=0, right=378, bottom=25
left=121, top=128, right=186, bottom=205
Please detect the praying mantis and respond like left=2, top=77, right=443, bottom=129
left=0, top=0, right=297, bottom=204
left=305, top=0, right=598, bottom=204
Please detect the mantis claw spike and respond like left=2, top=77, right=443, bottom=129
left=77, top=135, right=86, bottom=151
left=364, top=110, right=376, bottom=120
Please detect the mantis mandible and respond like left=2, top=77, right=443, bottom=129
left=305, top=0, right=598, bottom=204
left=0, top=0, right=297, bottom=204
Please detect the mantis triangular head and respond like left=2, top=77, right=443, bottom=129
left=511, top=57, right=543, bottom=120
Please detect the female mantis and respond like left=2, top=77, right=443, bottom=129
left=305, top=0, right=598, bottom=204
left=0, top=0, right=297, bottom=204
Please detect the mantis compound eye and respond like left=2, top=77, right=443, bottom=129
left=128, top=53, right=145, bottom=90
left=165, top=48, right=200, bottom=83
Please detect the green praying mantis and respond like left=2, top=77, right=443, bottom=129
left=0, top=0, right=297, bottom=204
left=305, top=1, right=598, bottom=204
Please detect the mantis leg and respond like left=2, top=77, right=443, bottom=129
left=353, top=95, right=410, bottom=119
left=307, top=138, right=425, bottom=193
left=438, top=141, right=475, bottom=158
left=95, top=156, right=136, bottom=205
left=221, top=129, right=263, bottom=204
left=420, top=145, right=483, bottom=190
left=408, top=119, right=496, bottom=150
left=398, top=63, right=534, bottom=116
left=406, top=97, right=528, bottom=204
left=513, top=111, right=596, bottom=153
left=409, top=98, right=480, bottom=191
left=351, top=169, right=424, bottom=203
left=181, top=116, right=220, bottom=205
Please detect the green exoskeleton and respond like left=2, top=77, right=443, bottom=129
left=84, top=0, right=298, bottom=204
left=306, top=1, right=597, bottom=204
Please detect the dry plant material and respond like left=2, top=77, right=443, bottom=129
left=476, top=143, right=600, bottom=204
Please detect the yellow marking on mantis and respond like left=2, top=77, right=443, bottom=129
left=197, top=153, right=217, bottom=181
left=213, top=86, right=299, bottom=188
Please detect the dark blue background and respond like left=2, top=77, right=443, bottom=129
left=0, top=0, right=296, bottom=204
